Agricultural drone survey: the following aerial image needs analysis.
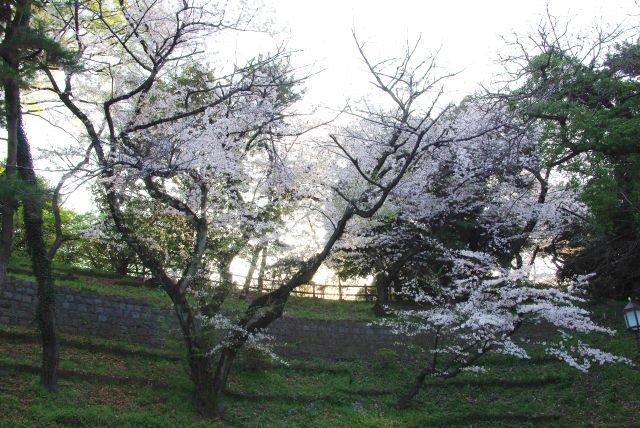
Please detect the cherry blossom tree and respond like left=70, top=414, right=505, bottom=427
left=36, top=0, right=470, bottom=416
left=330, top=98, right=580, bottom=313
left=39, top=0, right=308, bottom=416
left=377, top=251, right=631, bottom=406
left=328, top=96, right=631, bottom=406
left=42, top=0, right=576, bottom=415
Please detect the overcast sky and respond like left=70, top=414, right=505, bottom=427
left=9, top=0, right=640, bottom=213
left=261, top=0, right=638, bottom=108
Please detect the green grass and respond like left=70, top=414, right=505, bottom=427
left=1, top=318, right=639, bottom=427
left=219, top=293, right=377, bottom=322
left=282, top=295, right=377, bottom=321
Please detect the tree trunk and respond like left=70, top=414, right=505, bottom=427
left=240, top=246, right=261, bottom=298
left=396, top=368, right=429, bottom=407
left=0, top=169, right=15, bottom=285
left=189, top=352, right=221, bottom=418
left=16, top=119, right=59, bottom=392
left=0, top=80, right=20, bottom=284
left=168, top=289, right=229, bottom=418
left=219, top=260, right=234, bottom=289
left=397, top=327, right=441, bottom=406
left=373, top=271, right=389, bottom=316
left=256, top=245, right=267, bottom=292
left=182, top=317, right=233, bottom=418
left=111, top=253, right=130, bottom=277
left=185, top=347, right=238, bottom=418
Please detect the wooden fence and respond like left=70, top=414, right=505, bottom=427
left=231, top=274, right=375, bottom=301
left=9, top=263, right=376, bottom=301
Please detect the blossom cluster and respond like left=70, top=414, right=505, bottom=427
left=374, top=250, right=631, bottom=376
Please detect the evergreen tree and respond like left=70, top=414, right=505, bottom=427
left=0, top=0, right=76, bottom=391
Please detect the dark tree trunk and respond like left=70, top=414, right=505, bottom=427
left=240, top=246, right=261, bottom=298
left=373, top=246, right=427, bottom=316
left=0, top=204, right=13, bottom=283
left=0, top=162, right=16, bottom=285
left=111, top=254, right=130, bottom=276
left=397, top=368, right=429, bottom=406
left=0, top=80, right=19, bottom=284
left=0, top=0, right=33, bottom=286
left=16, top=119, right=59, bottom=392
left=185, top=347, right=237, bottom=418
left=210, top=348, right=237, bottom=416
left=167, top=287, right=229, bottom=418
left=219, top=260, right=234, bottom=288
left=397, top=327, right=441, bottom=406
left=189, top=353, right=219, bottom=417
left=256, top=245, right=267, bottom=291
left=373, top=271, right=389, bottom=316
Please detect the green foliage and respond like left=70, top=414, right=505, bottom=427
left=512, top=38, right=640, bottom=297
left=0, top=1, right=78, bottom=88
left=0, top=172, right=24, bottom=201
left=11, top=205, right=94, bottom=263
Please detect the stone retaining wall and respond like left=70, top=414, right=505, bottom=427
left=0, top=278, right=410, bottom=359
left=0, top=278, right=177, bottom=346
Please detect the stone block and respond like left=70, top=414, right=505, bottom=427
left=14, top=310, right=31, bottom=319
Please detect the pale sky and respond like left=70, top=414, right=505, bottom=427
left=8, top=0, right=640, bottom=213
left=262, top=0, right=638, bottom=108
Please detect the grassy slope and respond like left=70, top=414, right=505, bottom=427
left=0, top=318, right=639, bottom=428
left=3, top=257, right=640, bottom=426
